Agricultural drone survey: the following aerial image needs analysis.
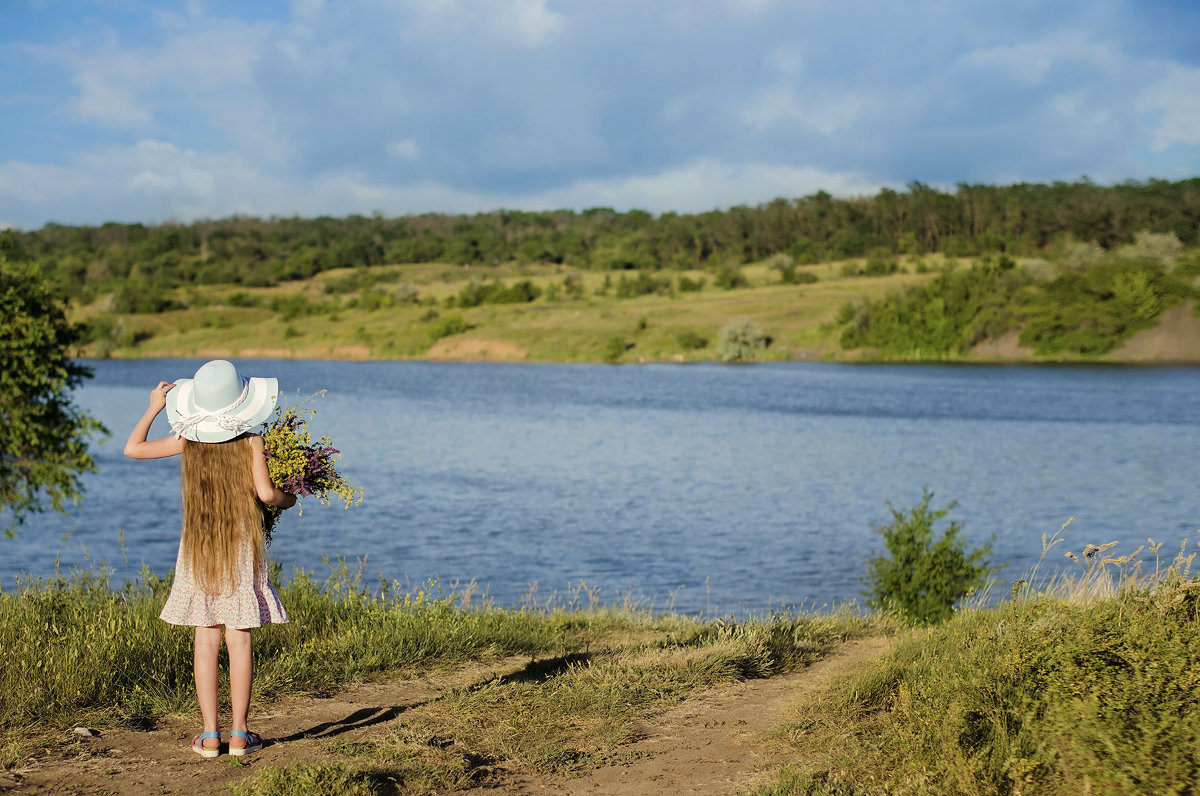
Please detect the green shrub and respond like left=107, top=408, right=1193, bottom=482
left=111, top=279, right=181, bottom=313
left=562, top=274, right=586, bottom=299
left=716, top=319, right=765, bottom=362
left=225, top=291, right=261, bottom=308
left=676, top=275, right=706, bottom=292
left=863, top=256, right=899, bottom=276
left=1017, top=259, right=1192, bottom=355
left=714, top=265, right=748, bottom=289
left=676, top=330, right=708, bottom=350
left=615, top=272, right=669, bottom=298
left=602, top=336, right=628, bottom=362
left=452, top=279, right=541, bottom=307
left=839, top=261, right=1031, bottom=357
left=269, top=293, right=334, bottom=321
left=863, top=489, right=995, bottom=624
left=428, top=314, right=470, bottom=341
left=769, top=253, right=796, bottom=284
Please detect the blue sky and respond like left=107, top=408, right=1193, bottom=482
left=2, top=0, right=1198, bottom=230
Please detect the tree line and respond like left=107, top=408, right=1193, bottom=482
left=6, top=178, right=1199, bottom=302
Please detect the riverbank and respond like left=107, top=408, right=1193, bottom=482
left=3, top=546, right=1199, bottom=794
left=70, top=257, right=1200, bottom=366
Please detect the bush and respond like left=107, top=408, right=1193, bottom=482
left=863, top=489, right=995, bottom=624
left=269, top=293, right=328, bottom=321
left=428, top=314, right=470, bottom=341
left=225, top=291, right=260, bottom=308
left=602, top=336, right=628, bottom=362
left=768, top=253, right=796, bottom=284
left=714, top=265, right=748, bottom=289
left=111, top=279, right=181, bottom=313
left=615, top=272, right=669, bottom=298
left=676, top=330, right=708, bottom=350
left=1017, top=259, right=1191, bottom=355
left=863, top=256, right=899, bottom=276
left=676, top=275, right=706, bottom=293
left=715, top=319, right=765, bottom=362
left=839, top=262, right=1032, bottom=357
left=452, top=280, right=541, bottom=308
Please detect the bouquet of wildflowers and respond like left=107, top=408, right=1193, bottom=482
left=261, top=391, right=363, bottom=543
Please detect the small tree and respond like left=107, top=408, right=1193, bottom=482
left=863, top=489, right=995, bottom=624
left=1, top=236, right=108, bottom=536
left=716, top=319, right=765, bottom=362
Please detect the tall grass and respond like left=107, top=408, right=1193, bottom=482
left=766, top=532, right=1200, bottom=795
left=0, top=557, right=681, bottom=766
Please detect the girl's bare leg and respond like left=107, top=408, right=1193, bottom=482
left=225, top=627, right=254, bottom=747
left=193, top=626, right=222, bottom=750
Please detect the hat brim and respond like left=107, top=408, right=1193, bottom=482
left=165, top=376, right=279, bottom=443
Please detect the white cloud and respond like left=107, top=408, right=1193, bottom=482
left=532, top=159, right=883, bottom=213
left=36, top=13, right=271, bottom=137
left=0, top=160, right=95, bottom=205
left=386, top=138, right=421, bottom=161
left=504, top=0, right=566, bottom=46
left=955, top=36, right=1116, bottom=85
left=724, top=0, right=781, bottom=18
left=764, top=46, right=804, bottom=78
left=404, top=0, right=566, bottom=47
left=740, top=87, right=873, bottom=137
left=0, top=135, right=882, bottom=228
left=69, top=69, right=154, bottom=127
left=1137, top=64, right=1200, bottom=151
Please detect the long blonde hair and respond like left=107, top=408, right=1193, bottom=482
left=180, top=436, right=265, bottom=595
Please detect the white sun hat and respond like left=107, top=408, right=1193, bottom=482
left=166, top=360, right=279, bottom=443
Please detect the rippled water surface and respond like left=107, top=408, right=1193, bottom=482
left=6, top=359, right=1199, bottom=615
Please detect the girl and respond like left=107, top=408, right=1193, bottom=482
left=124, top=360, right=296, bottom=759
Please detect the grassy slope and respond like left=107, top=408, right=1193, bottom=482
left=72, top=253, right=1200, bottom=363
left=69, top=257, right=951, bottom=363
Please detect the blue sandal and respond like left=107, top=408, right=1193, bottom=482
left=191, top=730, right=221, bottom=758
left=228, top=729, right=263, bottom=756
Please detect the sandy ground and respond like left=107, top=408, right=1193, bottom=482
left=1113, top=301, right=1200, bottom=362
left=0, top=638, right=889, bottom=795
left=425, top=337, right=527, bottom=361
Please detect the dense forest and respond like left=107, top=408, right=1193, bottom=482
left=7, top=178, right=1200, bottom=304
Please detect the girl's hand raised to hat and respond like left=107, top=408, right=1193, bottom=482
left=125, top=382, right=186, bottom=460
left=149, top=381, right=175, bottom=413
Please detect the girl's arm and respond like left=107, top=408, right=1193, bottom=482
left=124, top=382, right=187, bottom=459
left=248, top=434, right=297, bottom=508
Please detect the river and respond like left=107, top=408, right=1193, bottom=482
left=4, top=359, right=1198, bottom=616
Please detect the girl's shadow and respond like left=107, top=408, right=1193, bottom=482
left=270, top=701, right=424, bottom=746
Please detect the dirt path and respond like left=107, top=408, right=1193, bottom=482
left=1, top=638, right=890, bottom=795
left=499, top=636, right=890, bottom=795
left=0, top=659, right=523, bottom=796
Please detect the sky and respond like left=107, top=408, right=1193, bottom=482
left=1, top=0, right=1199, bottom=230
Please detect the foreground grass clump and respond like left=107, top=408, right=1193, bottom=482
left=0, top=558, right=680, bottom=767
left=767, top=538, right=1200, bottom=795
left=233, top=609, right=887, bottom=794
